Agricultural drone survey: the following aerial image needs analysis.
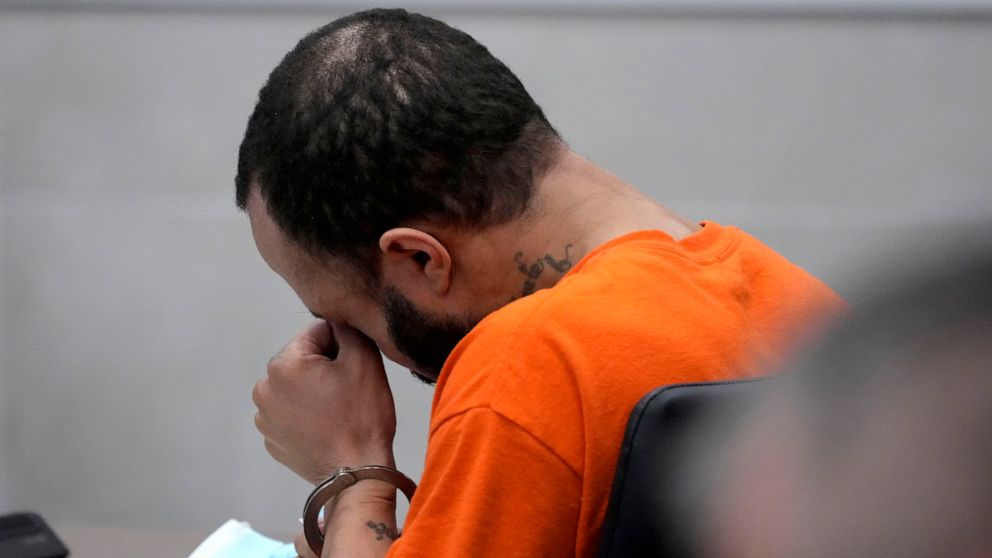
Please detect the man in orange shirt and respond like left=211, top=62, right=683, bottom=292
left=238, top=9, right=842, bottom=558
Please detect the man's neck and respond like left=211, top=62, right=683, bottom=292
left=444, top=149, right=699, bottom=314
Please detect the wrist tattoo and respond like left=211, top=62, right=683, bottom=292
left=366, top=520, right=400, bottom=541
left=514, top=244, right=574, bottom=296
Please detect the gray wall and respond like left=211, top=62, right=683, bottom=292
left=0, top=205, right=7, bottom=509
left=2, top=3, right=991, bottom=538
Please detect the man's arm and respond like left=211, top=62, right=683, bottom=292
left=257, top=321, right=584, bottom=558
left=387, top=408, right=582, bottom=557
left=293, top=480, right=398, bottom=558
left=253, top=320, right=399, bottom=558
left=291, top=407, right=583, bottom=558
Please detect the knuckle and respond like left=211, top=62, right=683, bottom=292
left=263, top=438, right=279, bottom=458
left=251, top=379, right=267, bottom=407
left=266, top=354, right=283, bottom=376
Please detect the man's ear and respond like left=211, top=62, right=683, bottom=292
left=378, top=228, right=452, bottom=296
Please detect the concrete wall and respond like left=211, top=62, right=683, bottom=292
left=1, top=3, right=991, bottom=537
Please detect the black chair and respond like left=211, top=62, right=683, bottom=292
left=597, top=378, right=769, bottom=558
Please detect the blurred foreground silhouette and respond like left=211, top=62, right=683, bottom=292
left=674, top=240, right=992, bottom=558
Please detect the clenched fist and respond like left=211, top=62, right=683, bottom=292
left=253, top=320, right=397, bottom=484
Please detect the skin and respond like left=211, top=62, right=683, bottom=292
left=247, top=146, right=699, bottom=558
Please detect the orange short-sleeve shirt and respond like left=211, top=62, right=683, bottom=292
left=387, top=222, right=843, bottom=558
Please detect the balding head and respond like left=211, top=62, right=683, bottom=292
left=235, top=8, right=562, bottom=284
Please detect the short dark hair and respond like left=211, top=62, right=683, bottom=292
left=236, top=8, right=561, bottom=283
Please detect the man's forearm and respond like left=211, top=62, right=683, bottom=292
left=321, top=480, right=399, bottom=558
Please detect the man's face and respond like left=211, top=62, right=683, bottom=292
left=247, top=188, right=473, bottom=382
left=382, top=286, right=476, bottom=383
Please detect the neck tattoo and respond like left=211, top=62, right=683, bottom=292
left=514, top=244, right=574, bottom=297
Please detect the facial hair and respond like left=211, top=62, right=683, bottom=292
left=383, top=287, right=477, bottom=384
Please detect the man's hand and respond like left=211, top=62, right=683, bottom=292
left=253, top=320, right=397, bottom=484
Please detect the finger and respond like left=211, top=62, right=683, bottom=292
left=253, top=412, right=289, bottom=442
left=253, top=412, right=272, bottom=437
left=292, top=320, right=338, bottom=358
left=267, top=322, right=336, bottom=381
left=251, top=378, right=268, bottom=408
left=266, top=346, right=285, bottom=368
left=330, top=321, right=381, bottom=363
left=295, top=530, right=319, bottom=558
left=263, top=438, right=286, bottom=462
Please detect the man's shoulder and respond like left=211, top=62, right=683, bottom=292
left=431, top=289, right=573, bottom=411
left=431, top=224, right=745, bottom=403
left=428, top=232, right=696, bottom=420
left=427, top=221, right=843, bottom=477
left=427, top=291, right=590, bottom=470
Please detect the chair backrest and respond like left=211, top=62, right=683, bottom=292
left=597, top=378, right=768, bottom=558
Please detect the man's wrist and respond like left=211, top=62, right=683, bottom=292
left=332, top=479, right=398, bottom=513
left=321, top=480, right=399, bottom=556
left=304, top=465, right=413, bottom=555
left=311, top=449, right=396, bottom=485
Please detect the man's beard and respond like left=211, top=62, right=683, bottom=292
left=383, top=287, right=477, bottom=384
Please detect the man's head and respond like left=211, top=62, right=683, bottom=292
left=237, top=9, right=562, bottom=380
left=236, top=8, right=561, bottom=283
